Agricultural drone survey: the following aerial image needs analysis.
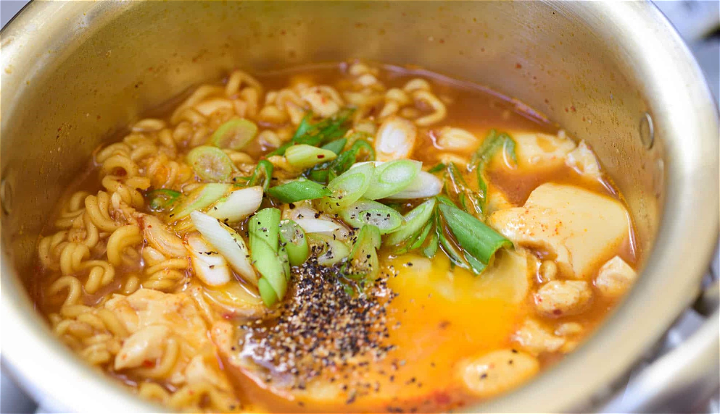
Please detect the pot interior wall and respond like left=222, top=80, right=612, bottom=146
left=1, top=1, right=660, bottom=307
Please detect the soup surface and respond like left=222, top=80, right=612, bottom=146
left=31, top=61, right=639, bottom=412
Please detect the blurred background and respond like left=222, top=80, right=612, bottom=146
left=0, top=0, right=717, bottom=413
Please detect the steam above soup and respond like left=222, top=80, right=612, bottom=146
left=32, top=61, right=638, bottom=412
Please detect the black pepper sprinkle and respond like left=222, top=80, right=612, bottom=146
left=239, top=257, right=397, bottom=389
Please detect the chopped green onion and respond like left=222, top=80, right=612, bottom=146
left=435, top=194, right=457, bottom=207
left=186, top=233, right=232, bottom=286
left=386, top=198, right=436, bottom=245
left=307, top=234, right=350, bottom=266
left=249, top=208, right=280, bottom=252
left=279, top=220, right=310, bottom=266
left=249, top=208, right=286, bottom=304
left=471, top=130, right=518, bottom=211
left=190, top=211, right=258, bottom=286
left=252, top=238, right=286, bottom=305
left=422, top=232, right=439, bottom=258
left=285, top=144, right=338, bottom=169
left=294, top=218, right=342, bottom=234
left=363, top=160, right=421, bottom=200
left=322, top=138, right=348, bottom=155
left=394, top=219, right=434, bottom=256
left=267, top=179, right=331, bottom=203
left=211, top=118, right=258, bottom=150
left=464, top=252, right=487, bottom=274
left=427, top=163, right=446, bottom=173
left=187, top=146, right=235, bottom=182
left=307, top=139, right=375, bottom=184
left=206, top=186, right=263, bottom=224
left=438, top=226, right=468, bottom=269
left=340, top=199, right=403, bottom=234
left=445, top=163, right=482, bottom=216
left=438, top=203, right=512, bottom=266
left=343, top=225, right=381, bottom=281
left=327, top=140, right=376, bottom=182
left=245, top=160, right=274, bottom=192
left=307, top=167, right=330, bottom=183
left=171, top=183, right=230, bottom=220
left=146, top=189, right=181, bottom=212
left=305, top=139, right=349, bottom=182
left=385, top=171, right=443, bottom=200
left=320, top=162, right=375, bottom=211
left=409, top=221, right=434, bottom=250
left=258, top=278, right=279, bottom=307
left=278, top=243, right=291, bottom=282
left=268, top=108, right=354, bottom=156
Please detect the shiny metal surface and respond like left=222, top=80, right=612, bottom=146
left=0, top=2, right=717, bottom=412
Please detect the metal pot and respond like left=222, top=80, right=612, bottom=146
left=1, top=1, right=717, bottom=412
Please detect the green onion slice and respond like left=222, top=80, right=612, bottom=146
left=268, top=108, right=354, bottom=156
left=386, top=198, right=436, bottom=245
left=171, top=183, right=230, bottom=220
left=445, top=163, right=482, bottom=216
left=258, top=278, right=279, bottom=307
left=340, top=199, right=403, bottom=234
left=206, top=186, right=263, bottom=224
left=427, top=163, right=446, bottom=173
left=422, top=232, right=439, bottom=258
left=187, top=146, right=235, bottom=182
left=438, top=203, right=512, bottom=266
left=190, top=211, right=258, bottom=286
left=285, top=144, right=338, bottom=169
left=307, top=139, right=375, bottom=184
left=410, top=221, right=434, bottom=250
left=307, top=233, right=351, bottom=266
left=279, top=219, right=310, bottom=266
left=267, top=179, right=331, bottom=203
left=249, top=208, right=286, bottom=304
left=211, top=118, right=258, bottom=150
left=471, top=130, right=518, bottom=212
left=252, top=239, right=287, bottom=304
left=147, top=189, right=181, bottom=212
left=343, top=225, right=381, bottom=281
left=322, top=138, right=347, bottom=155
left=249, top=208, right=281, bottom=252
left=362, top=160, right=421, bottom=200
left=327, top=139, right=376, bottom=182
left=321, top=162, right=375, bottom=211
left=246, top=160, right=274, bottom=192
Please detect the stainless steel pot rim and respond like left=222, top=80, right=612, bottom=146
left=1, top=2, right=717, bottom=413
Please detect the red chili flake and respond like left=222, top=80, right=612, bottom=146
left=318, top=155, right=325, bottom=159
left=516, top=63, right=522, bottom=69
left=433, top=392, right=451, bottom=405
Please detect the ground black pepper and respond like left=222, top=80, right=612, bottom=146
left=239, top=257, right=398, bottom=392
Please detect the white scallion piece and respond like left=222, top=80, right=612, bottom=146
left=191, top=211, right=258, bottom=286
left=293, top=217, right=342, bottom=234
left=206, top=186, right=263, bottom=224
left=186, top=233, right=232, bottom=286
left=384, top=171, right=443, bottom=199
